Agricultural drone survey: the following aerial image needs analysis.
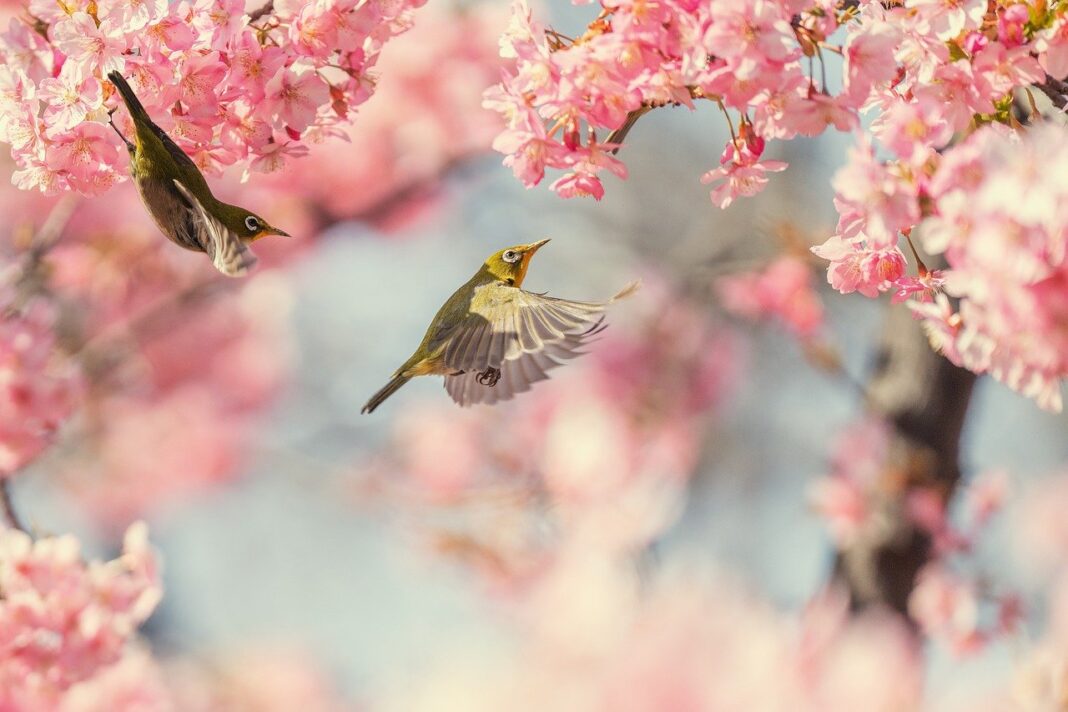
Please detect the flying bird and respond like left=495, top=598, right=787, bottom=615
left=362, top=239, right=638, bottom=413
left=106, top=71, right=288, bottom=277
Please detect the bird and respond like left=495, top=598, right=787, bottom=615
left=106, top=71, right=288, bottom=277
left=361, top=239, right=638, bottom=413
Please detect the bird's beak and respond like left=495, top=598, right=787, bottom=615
left=525, top=238, right=550, bottom=254
left=263, top=226, right=290, bottom=238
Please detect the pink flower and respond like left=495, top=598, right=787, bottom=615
left=550, top=169, right=606, bottom=200
left=145, top=14, right=196, bottom=51
left=99, top=0, right=168, bottom=33
left=830, top=139, right=919, bottom=246
left=178, top=51, right=226, bottom=108
left=0, top=301, right=82, bottom=475
left=0, top=522, right=161, bottom=702
left=264, top=67, right=330, bottom=133
left=910, top=0, right=986, bottom=41
left=914, top=61, right=995, bottom=133
left=45, top=122, right=120, bottom=195
left=810, top=236, right=908, bottom=299
left=965, top=469, right=1010, bottom=529
left=996, top=4, right=1030, bottom=48
left=782, top=92, right=859, bottom=137
left=874, top=95, right=955, bottom=163
left=38, top=72, right=103, bottom=135
left=549, top=144, right=627, bottom=200
left=249, top=139, right=310, bottom=174
left=913, top=124, right=1068, bottom=411
left=842, top=21, right=901, bottom=106
left=909, top=564, right=987, bottom=655
left=1037, top=17, right=1068, bottom=79
left=973, top=41, right=1045, bottom=96
left=290, top=0, right=340, bottom=59
left=49, top=13, right=127, bottom=80
left=715, top=256, right=826, bottom=338
left=861, top=246, right=907, bottom=286
left=700, top=141, right=787, bottom=209
left=224, top=30, right=285, bottom=104
left=891, top=268, right=947, bottom=303
left=192, top=0, right=247, bottom=50
left=809, top=418, right=890, bottom=545
left=492, top=120, right=569, bottom=187
left=704, top=0, right=797, bottom=72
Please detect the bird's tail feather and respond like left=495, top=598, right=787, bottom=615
left=609, top=280, right=641, bottom=303
left=107, top=71, right=152, bottom=125
left=361, top=374, right=411, bottom=414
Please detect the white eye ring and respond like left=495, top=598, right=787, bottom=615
left=503, top=250, right=520, bottom=263
left=244, top=216, right=261, bottom=232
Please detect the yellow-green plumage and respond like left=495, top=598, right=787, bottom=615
left=107, top=71, right=289, bottom=277
left=362, top=239, right=638, bottom=413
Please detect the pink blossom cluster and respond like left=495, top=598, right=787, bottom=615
left=909, top=124, right=1068, bottom=412
left=487, top=0, right=1036, bottom=204
left=808, top=417, right=892, bottom=547
left=488, top=0, right=1065, bottom=210
left=0, top=294, right=82, bottom=475
left=0, top=0, right=428, bottom=195
left=905, top=473, right=1022, bottom=656
left=490, top=0, right=1068, bottom=411
left=56, top=644, right=357, bottom=711
left=485, top=0, right=841, bottom=202
left=0, top=521, right=162, bottom=709
left=382, top=560, right=922, bottom=711
left=715, top=254, right=826, bottom=339
left=262, top=1, right=506, bottom=226
left=811, top=418, right=1021, bottom=654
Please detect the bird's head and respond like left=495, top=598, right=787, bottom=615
left=483, top=238, right=550, bottom=287
left=217, top=203, right=290, bottom=242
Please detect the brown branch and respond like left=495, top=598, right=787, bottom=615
left=247, top=0, right=274, bottom=23
left=833, top=299, right=976, bottom=616
left=1033, top=74, right=1068, bottom=110
left=0, top=478, right=27, bottom=533
left=606, top=106, right=654, bottom=151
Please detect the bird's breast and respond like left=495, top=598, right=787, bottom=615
left=135, top=177, right=202, bottom=253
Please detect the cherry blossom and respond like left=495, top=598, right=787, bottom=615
left=715, top=255, right=826, bottom=339
left=0, top=0, right=431, bottom=192
left=0, top=297, right=82, bottom=475
left=912, top=124, right=1068, bottom=412
left=0, top=522, right=161, bottom=707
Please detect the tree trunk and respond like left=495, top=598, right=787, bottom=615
left=834, top=303, right=977, bottom=615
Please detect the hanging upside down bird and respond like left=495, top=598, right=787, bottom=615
left=361, top=239, right=638, bottom=413
left=106, top=71, right=289, bottom=277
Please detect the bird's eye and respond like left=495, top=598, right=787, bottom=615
left=244, top=216, right=261, bottom=232
left=503, top=250, right=519, bottom=263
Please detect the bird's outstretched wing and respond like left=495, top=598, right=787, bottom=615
left=442, top=282, right=638, bottom=406
left=172, top=180, right=257, bottom=277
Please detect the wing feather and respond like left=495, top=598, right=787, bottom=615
left=439, top=281, right=639, bottom=406
left=172, top=180, right=257, bottom=277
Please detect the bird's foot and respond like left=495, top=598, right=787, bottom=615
left=477, top=367, right=501, bottom=387
left=106, top=109, right=135, bottom=151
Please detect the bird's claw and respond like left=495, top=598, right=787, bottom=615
left=477, top=367, right=501, bottom=387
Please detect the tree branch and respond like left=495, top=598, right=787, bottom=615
left=0, top=478, right=27, bottom=533
left=247, top=0, right=274, bottom=23
left=1034, top=74, right=1068, bottom=111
